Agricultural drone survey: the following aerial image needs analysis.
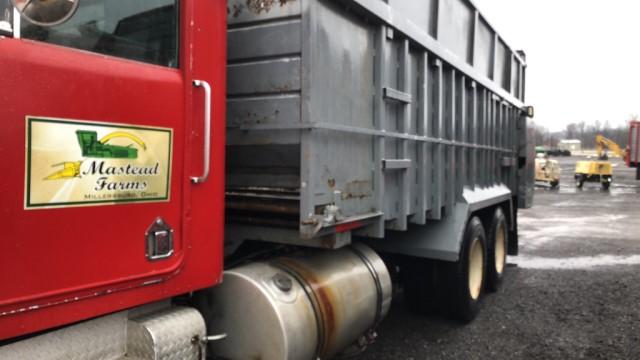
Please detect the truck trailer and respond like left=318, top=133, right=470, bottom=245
left=0, top=0, right=534, bottom=359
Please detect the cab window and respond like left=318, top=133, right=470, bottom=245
left=20, top=0, right=178, bottom=68
left=0, top=0, right=13, bottom=36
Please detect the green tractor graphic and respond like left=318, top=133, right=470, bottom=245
left=76, top=130, right=146, bottom=159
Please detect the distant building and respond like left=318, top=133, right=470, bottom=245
left=558, top=139, right=582, bottom=152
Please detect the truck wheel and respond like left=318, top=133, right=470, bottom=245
left=602, top=181, right=610, bottom=190
left=486, top=208, right=507, bottom=292
left=576, top=177, right=584, bottom=188
left=444, top=216, right=486, bottom=323
left=550, top=180, right=559, bottom=189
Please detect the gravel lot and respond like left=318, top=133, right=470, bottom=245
left=356, top=156, right=640, bottom=360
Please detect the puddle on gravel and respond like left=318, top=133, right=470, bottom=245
left=519, top=214, right=627, bottom=224
left=535, top=181, right=640, bottom=195
left=517, top=214, right=629, bottom=249
left=510, top=254, right=640, bottom=270
left=548, top=186, right=640, bottom=195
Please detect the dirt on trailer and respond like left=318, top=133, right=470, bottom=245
left=356, top=156, right=640, bottom=360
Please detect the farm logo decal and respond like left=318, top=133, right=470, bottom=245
left=25, top=117, right=173, bottom=209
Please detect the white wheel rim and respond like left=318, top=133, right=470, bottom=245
left=469, top=237, right=484, bottom=300
left=495, top=223, right=506, bottom=275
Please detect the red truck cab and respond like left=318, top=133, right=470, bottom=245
left=0, top=0, right=226, bottom=341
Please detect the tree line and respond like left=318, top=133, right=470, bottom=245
left=533, top=118, right=636, bottom=149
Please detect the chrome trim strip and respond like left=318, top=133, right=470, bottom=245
left=13, top=7, right=19, bottom=38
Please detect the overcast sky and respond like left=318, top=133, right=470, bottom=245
left=474, top=0, right=640, bottom=132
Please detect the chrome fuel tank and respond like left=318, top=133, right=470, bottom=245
left=195, top=243, right=391, bottom=360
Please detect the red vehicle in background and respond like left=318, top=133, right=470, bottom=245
left=629, top=121, right=640, bottom=168
left=630, top=121, right=640, bottom=180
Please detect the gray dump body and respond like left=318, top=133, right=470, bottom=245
left=226, top=0, right=533, bottom=257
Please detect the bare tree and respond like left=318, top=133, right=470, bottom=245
left=561, top=119, right=631, bottom=149
left=565, top=123, right=578, bottom=139
left=578, top=121, right=586, bottom=143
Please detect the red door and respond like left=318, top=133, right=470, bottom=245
left=0, top=0, right=225, bottom=339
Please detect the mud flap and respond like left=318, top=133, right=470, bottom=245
left=508, top=199, right=519, bottom=256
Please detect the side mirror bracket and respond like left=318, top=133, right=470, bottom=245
left=10, top=0, right=79, bottom=28
left=0, top=1, right=15, bottom=37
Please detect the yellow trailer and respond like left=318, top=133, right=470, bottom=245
left=535, top=156, right=560, bottom=188
left=575, top=160, right=612, bottom=189
left=574, top=135, right=623, bottom=190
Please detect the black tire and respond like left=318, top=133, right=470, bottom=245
left=576, top=177, right=584, bottom=188
left=442, top=216, right=487, bottom=323
left=550, top=180, right=559, bottom=189
left=602, top=181, right=610, bottom=190
left=486, top=208, right=508, bottom=292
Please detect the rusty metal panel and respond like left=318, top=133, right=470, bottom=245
left=228, top=58, right=301, bottom=96
left=306, top=0, right=376, bottom=220
left=227, top=0, right=302, bottom=25
left=227, top=20, right=302, bottom=61
left=227, top=94, right=301, bottom=128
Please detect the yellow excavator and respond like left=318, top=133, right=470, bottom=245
left=575, top=135, right=627, bottom=190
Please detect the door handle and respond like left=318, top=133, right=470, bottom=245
left=191, top=80, right=211, bottom=184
